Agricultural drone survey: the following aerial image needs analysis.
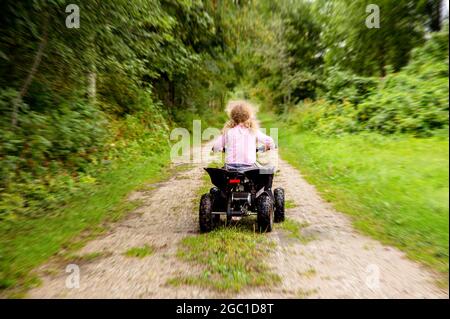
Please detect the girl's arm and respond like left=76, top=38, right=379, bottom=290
left=256, top=130, right=275, bottom=150
left=212, top=134, right=225, bottom=152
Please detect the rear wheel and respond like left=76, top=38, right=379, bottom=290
left=199, top=194, right=214, bottom=232
left=257, top=194, right=274, bottom=232
left=274, top=188, right=285, bottom=223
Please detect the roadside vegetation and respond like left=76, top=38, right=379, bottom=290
left=265, top=123, right=449, bottom=275
left=257, top=26, right=449, bottom=276
left=235, top=1, right=448, bottom=279
left=0, top=1, right=237, bottom=294
left=1, top=0, right=448, bottom=295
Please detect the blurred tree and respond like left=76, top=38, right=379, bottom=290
left=418, top=0, right=445, bottom=31
left=234, top=0, right=324, bottom=110
left=0, top=0, right=242, bottom=216
left=320, top=0, right=430, bottom=76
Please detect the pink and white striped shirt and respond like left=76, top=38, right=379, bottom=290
left=212, top=124, right=275, bottom=165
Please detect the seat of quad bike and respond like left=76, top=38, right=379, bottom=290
left=223, top=163, right=275, bottom=174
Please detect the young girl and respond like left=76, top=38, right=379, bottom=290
left=212, top=100, right=275, bottom=169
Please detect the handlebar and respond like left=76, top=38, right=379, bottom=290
left=214, top=146, right=275, bottom=153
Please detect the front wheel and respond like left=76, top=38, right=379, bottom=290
left=274, top=188, right=285, bottom=222
left=199, top=194, right=214, bottom=232
left=257, top=194, right=274, bottom=232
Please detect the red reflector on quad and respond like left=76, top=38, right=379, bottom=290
left=229, top=179, right=241, bottom=184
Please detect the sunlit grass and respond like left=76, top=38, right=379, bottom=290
left=262, top=113, right=449, bottom=277
left=285, top=199, right=298, bottom=209
left=123, top=245, right=154, bottom=258
left=277, top=218, right=312, bottom=243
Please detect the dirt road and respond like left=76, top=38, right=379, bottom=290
left=28, top=151, right=447, bottom=298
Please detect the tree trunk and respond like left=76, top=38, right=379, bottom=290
left=427, top=0, right=442, bottom=31
left=87, top=70, right=97, bottom=103
left=12, top=14, right=49, bottom=127
left=87, top=34, right=97, bottom=103
left=379, top=42, right=386, bottom=77
left=170, top=80, right=176, bottom=107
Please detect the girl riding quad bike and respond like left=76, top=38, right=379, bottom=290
left=199, top=100, right=285, bottom=233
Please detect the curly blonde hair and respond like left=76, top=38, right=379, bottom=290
left=223, top=100, right=258, bottom=133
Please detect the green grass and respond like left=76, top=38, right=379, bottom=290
left=200, top=173, right=214, bottom=195
left=296, top=288, right=318, bottom=299
left=63, top=251, right=113, bottom=263
left=168, top=225, right=280, bottom=293
left=278, top=218, right=312, bottom=243
left=123, top=245, right=154, bottom=258
left=285, top=200, right=298, bottom=209
left=298, top=267, right=317, bottom=278
left=262, top=113, right=449, bottom=276
left=0, top=150, right=171, bottom=297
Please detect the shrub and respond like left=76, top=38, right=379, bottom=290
left=0, top=88, right=172, bottom=221
left=287, top=28, right=449, bottom=137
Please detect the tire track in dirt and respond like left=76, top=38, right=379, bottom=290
left=28, top=151, right=447, bottom=298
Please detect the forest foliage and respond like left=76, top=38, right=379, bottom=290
left=0, top=0, right=241, bottom=219
left=237, top=0, right=448, bottom=136
left=0, top=1, right=448, bottom=220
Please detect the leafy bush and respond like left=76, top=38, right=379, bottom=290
left=287, top=28, right=449, bottom=137
left=0, top=0, right=240, bottom=222
left=0, top=88, right=172, bottom=221
left=287, top=100, right=361, bottom=136
left=0, top=92, right=106, bottom=219
left=322, top=68, right=378, bottom=105
left=358, top=28, right=449, bottom=135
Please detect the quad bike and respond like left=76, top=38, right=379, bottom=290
left=199, top=147, right=285, bottom=233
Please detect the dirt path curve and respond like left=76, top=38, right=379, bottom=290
left=28, top=149, right=447, bottom=299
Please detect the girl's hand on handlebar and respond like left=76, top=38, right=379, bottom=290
left=257, top=144, right=277, bottom=152
left=256, top=145, right=266, bottom=153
